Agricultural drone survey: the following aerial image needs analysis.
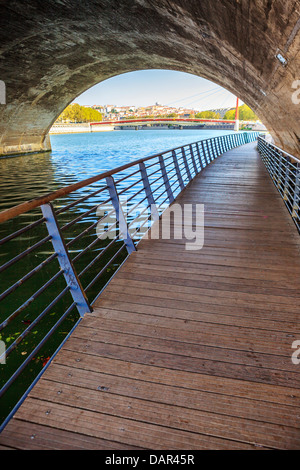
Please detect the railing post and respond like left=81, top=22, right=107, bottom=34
left=222, top=135, right=228, bottom=152
left=106, top=176, right=137, bottom=254
left=220, top=136, right=224, bottom=153
left=226, top=135, right=231, bottom=151
left=201, top=141, right=209, bottom=166
left=215, top=137, right=219, bottom=154
left=159, top=154, right=175, bottom=203
left=181, top=147, right=192, bottom=181
left=283, top=158, right=290, bottom=201
left=277, top=151, right=283, bottom=187
left=196, top=142, right=203, bottom=169
left=211, top=140, right=216, bottom=159
left=212, top=138, right=219, bottom=157
left=189, top=144, right=198, bottom=175
left=40, top=203, right=93, bottom=317
left=139, top=162, right=159, bottom=221
left=172, top=150, right=185, bottom=190
left=292, top=162, right=300, bottom=218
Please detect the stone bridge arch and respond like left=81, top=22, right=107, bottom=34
left=0, top=0, right=299, bottom=157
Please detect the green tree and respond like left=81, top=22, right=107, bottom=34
left=223, top=109, right=236, bottom=120
left=195, top=111, right=220, bottom=119
left=224, top=104, right=259, bottom=121
left=56, top=104, right=103, bottom=123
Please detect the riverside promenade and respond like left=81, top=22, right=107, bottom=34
left=0, top=141, right=299, bottom=450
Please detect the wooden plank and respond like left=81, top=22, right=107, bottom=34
left=115, top=269, right=300, bottom=300
left=36, top=362, right=300, bottom=427
left=121, top=252, right=300, bottom=275
left=106, top=275, right=300, bottom=311
left=137, top=241, right=298, bottom=261
left=102, top=280, right=300, bottom=314
left=78, top=316, right=297, bottom=361
left=117, top=265, right=300, bottom=298
left=0, top=420, right=141, bottom=450
left=25, top=380, right=299, bottom=449
left=119, top=258, right=299, bottom=287
left=62, top=334, right=299, bottom=388
left=87, top=308, right=300, bottom=349
left=95, top=299, right=300, bottom=333
left=99, top=291, right=300, bottom=326
left=51, top=350, right=300, bottom=407
left=10, top=398, right=262, bottom=450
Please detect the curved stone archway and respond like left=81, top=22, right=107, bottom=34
left=0, top=0, right=299, bottom=157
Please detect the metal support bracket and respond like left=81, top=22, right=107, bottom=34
left=172, top=150, right=185, bottom=191
left=41, top=203, right=92, bottom=317
left=182, top=147, right=192, bottom=180
left=201, top=141, right=209, bottom=166
left=106, top=175, right=137, bottom=254
left=292, top=163, right=300, bottom=217
left=159, top=155, right=174, bottom=203
left=139, top=162, right=159, bottom=221
left=189, top=144, right=198, bottom=175
left=195, top=143, right=203, bottom=170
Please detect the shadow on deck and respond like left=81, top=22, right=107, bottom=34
left=1, top=142, right=299, bottom=450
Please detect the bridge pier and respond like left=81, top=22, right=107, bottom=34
left=0, top=133, right=51, bottom=157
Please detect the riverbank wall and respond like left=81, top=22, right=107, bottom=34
left=50, top=123, right=114, bottom=134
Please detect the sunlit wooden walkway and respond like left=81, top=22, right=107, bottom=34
left=1, top=142, right=300, bottom=450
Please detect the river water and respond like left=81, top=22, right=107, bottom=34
left=0, top=128, right=236, bottom=424
left=0, top=129, right=234, bottom=211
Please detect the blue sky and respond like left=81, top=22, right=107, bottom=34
left=73, top=70, right=241, bottom=111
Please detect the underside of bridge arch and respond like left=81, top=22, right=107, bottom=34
left=0, top=0, right=299, bottom=157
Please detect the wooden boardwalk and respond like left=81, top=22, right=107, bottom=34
left=1, top=142, right=300, bottom=450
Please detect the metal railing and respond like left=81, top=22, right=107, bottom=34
left=257, top=136, right=300, bottom=233
left=0, top=131, right=259, bottom=430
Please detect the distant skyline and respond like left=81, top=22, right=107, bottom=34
left=73, top=70, right=243, bottom=111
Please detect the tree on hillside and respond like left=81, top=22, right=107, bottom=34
left=223, top=104, right=259, bottom=121
left=56, top=104, right=103, bottom=123
left=195, top=111, right=220, bottom=119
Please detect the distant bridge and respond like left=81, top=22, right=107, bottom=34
left=50, top=117, right=265, bottom=135
left=91, top=117, right=237, bottom=126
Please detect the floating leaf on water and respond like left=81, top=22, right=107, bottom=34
left=42, top=357, right=50, bottom=367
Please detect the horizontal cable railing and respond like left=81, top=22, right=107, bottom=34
left=257, top=136, right=300, bottom=233
left=0, top=131, right=259, bottom=430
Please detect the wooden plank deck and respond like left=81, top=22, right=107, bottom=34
left=1, top=141, right=300, bottom=450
